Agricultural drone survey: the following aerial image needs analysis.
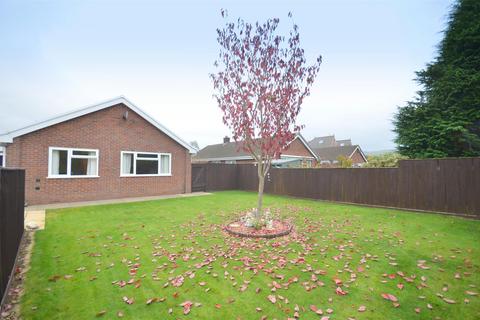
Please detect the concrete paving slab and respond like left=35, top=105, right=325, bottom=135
left=24, top=210, right=45, bottom=230
left=25, top=192, right=211, bottom=211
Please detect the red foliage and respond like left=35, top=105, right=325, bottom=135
left=211, top=11, right=321, bottom=165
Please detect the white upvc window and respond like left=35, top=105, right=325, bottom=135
left=120, top=151, right=171, bottom=177
left=48, top=147, right=99, bottom=178
left=0, top=146, right=5, bottom=167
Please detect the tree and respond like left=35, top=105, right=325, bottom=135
left=211, top=11, right=321, bottom=219
left=336, top=155, right=353, bottom=168
left=363, top=152, right=408, bottom=168
left=189, top=141, right=200, bottom=150
left=393, top=0, right=480, bottom=158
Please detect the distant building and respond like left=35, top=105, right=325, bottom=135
left=309, top=135, right=352, bottom=148
left=192, top=134, right=318, bottom=168
left=311, top=145, right=367, bottom=167
left=309, top=135, right=366, bottom=167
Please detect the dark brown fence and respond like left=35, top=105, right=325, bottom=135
left=0, top=169, right=25, bottom=303
left=194, top=158, right=480, bottom=218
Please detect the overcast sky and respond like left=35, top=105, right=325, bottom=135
left=0, top=0, right=453, bottom=151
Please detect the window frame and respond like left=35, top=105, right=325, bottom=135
left=48, top=147, right=100, bottom=179
left=0, top=146, right=5, bottom=167
left=120, top=151, right=172, bottom=177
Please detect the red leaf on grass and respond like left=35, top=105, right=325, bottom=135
left=310, top=305, right=323, bottom=315
left=122, top=296, right=134, bottom=305
left=172, top=276, right=184, bottom=287
left=267, top=295, right=277, bottom=304
left=381, top=293, right=398, bottom=302
left=180, top=301, right=193, bottom=315
left=335, top=287, right=347, bottom=295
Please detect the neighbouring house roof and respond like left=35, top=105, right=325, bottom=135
left=336, top=139, right=352, bottom=146
left=312, top=145, right=367, bottom=162
left=193, top=140, right=251, bottom=161
left=309, top=135, right=336, bottom=148
left=193, top=134, right=318, bottom=162
left=0, top=96, right=197, bottom=153
left=309, top=135, right=353, bottom=148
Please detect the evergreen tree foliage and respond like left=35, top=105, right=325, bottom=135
left=394, top=0, right=480, bottom=158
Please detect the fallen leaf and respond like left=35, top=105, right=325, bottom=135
left=180, top=301, right=193, bottom=315
left=310, top=305, right=323, bottom=315
left=122, top=296, right=134, bottom=305
left=443, top=298, right=456, bottom=304
left=172, top=276, right=185, bottom=287
left=96, top=310, right=107, bottom=317
left=336, top=287, right=347, bottom=295
left=267, top=295, right=277, bottom=304
left=381, top=293, right=398, bottom=302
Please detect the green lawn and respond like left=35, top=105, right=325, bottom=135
left=21, top=191, right=480, bottom=319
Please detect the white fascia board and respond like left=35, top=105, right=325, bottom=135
left=193, top=155, right=254, bottom=162
left=0, top=136, right=13, bottom=144
left=280, top=154, right=315, bottom=159
left=0, top=96, right=197, bottom=153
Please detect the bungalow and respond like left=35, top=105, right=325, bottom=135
left=193, top=135, right=318, bottom=168
left=308, top=135, right=367, bottom=167
left=312, top=145, right=367, bottom=167
left=0, top=96, right=196, bottom=205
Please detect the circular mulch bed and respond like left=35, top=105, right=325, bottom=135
left=225, top=219, right=293, bottom=239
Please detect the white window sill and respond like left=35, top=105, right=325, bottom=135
left=47, top=175, right=100, bottom=179
left=120, top=174, right=172, bottom=177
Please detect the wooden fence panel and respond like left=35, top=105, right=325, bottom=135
left=205, top=164, right=238, bottom=191
left=194, top=158, right=480, bottom=218
left=237, top=165, right=257, bottom=192
left=0, top=168, right=25, bottom=303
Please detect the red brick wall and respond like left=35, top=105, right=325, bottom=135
left=350, top=148, right=366, bottom=164
left=5, top=103, right=191, bottom=205
left=282, top=138, right=315, bottom=158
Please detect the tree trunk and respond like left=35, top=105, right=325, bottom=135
left=256, top=174, right=265, bottom=220
left=255, top=160, right=265, bottom=220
